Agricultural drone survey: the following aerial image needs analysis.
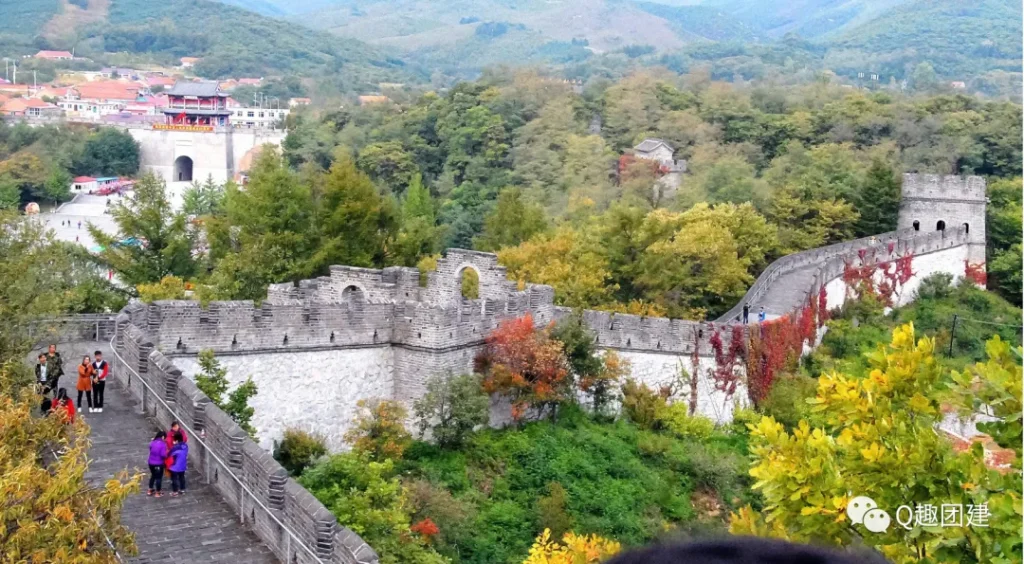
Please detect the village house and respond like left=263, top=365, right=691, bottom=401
left=34, top=50, right=73, bottom=61
left=230, top=105, right=290, bottom=129
left=179, top=57, right=201, bottom=68
left=0, top=97, right=61, bottom=118
left=60, top=80, right=145, bottom=119
left=289, top=97, right=311, bottom=107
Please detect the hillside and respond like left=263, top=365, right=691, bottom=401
left=0, top=0, right=421, bottom=92
left=828, top=0, right=1023, bottom=80
left=216, top=0, right=765, bottom=72
left=704, top=0, right=911, bottom=38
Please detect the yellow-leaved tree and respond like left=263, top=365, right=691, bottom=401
left=522, top=528, right=621, bottom=564
left=0, top=362, right=141, bottom=562
left=730, top=324, right=1022, bottom=563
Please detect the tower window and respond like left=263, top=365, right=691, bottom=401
left=912, top=220, right=920, bottom=231
left=963, top=223, right=969, bottom=234
left=937, top=220, right=946, bottom=231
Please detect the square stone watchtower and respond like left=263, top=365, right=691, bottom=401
left=898, top=174, right=986, bottom=263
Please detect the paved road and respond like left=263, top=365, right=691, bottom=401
left=55, top=342, right=278, bottom=564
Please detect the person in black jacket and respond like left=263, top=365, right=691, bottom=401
left=45, top=344, right=64, bottom=397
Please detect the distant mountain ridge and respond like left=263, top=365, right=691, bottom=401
left=214, top=0, right=1020, bottom=79
left=0, top=0, right=421, bottom=91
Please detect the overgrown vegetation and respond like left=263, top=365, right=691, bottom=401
left=194, top=349, right=259, bottom=439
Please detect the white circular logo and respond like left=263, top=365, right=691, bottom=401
left=863, top=508, right=892, bottom=533
left=846, top=496, right=878, bottom=524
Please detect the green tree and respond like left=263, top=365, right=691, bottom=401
left=76, top=128, right=140, bottom=176
left=413, top=373, right=489, bottom=448
left=181, top=176, right=225, bottom=218
left=209, top=152, right=314, bottom=300
left=273, top=429, right=327, bottom=476
left=194, top=349, right=258, bottom=438
left=392, top=174, right=445, bottom=267
left=0, top=175, right=20, bottom=209
left=42, top=166, right=72, bottom=208
left=89, top=174, right=196, bottom=288
left=136, top=275, right=187, bottom=302
left=309, top=153, right=397, bottom=274
left=357, top=141, right=418, bottom=195
left=345, top=399, right=412, bottom=462
left=855, top=159, right=901, bottom=237
left=474, top=187, right=547, bottom=251
left=300, top=453, right=446, bottom=564
left=986, top=177, right=1022, bottom=305
left=731, top=325, right=1022, bottom=563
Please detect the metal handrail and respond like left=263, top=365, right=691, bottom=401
left=107, top=335, right=325, bottom=563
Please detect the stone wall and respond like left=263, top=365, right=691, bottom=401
left=898, top=173, right=986, bottom=263
left=110, top=307, right=379, bottom=564
left=174, top=346, right=395, bottom=452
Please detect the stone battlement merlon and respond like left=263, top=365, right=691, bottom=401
left=901, top=173, right=987, bottom=202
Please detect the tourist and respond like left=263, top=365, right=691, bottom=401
left=76, top=355, right=95, bottom=414
left=46, top=344, right=64, bottom=397
left=77, top=221, right=81, bottom=229
left=169, top=432, right=189, bottom=496
left=742, top=303, right=749, bottom=324
left=53, top=388, right=75, bottom=423
left=92, top=351, right=109, bottom=413
left=147, top=431, right=168, bottom=497
left=758, top=307, right=767, bottom=323
left=165, top=421, right=188, bottom=451
left=35, top=353, right=49, bottom=395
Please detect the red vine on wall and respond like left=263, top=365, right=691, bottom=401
left=964, top=260, right=987, bottom=286
left=842, top=250, right=915, bottom=307
left=710, top=325, right=746, bottom=400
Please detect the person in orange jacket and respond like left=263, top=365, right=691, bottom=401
left=76, top=356, right=95, bottom=414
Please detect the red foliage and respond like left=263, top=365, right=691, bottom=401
left=710, top=325, right=746, bottom=400
left=411, top=518, right=440, bottom=538
left=477, top=314, right=569, bottom=421
left=842, top=251, right=915, bottom=307
left=746, top=314, right=807, bottom=405
left=964, top=260, right=987, bottom=286
left=887, top=241, right=895, bottom=255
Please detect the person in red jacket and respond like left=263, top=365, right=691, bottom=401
left=52, top=388, right=76, bottom=423
left=164, top=421, right=188, bottom=475
left=92, top=350, right=109, bottom=413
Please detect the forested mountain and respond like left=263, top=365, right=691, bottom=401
left=0, top=0, right=421, bottom=92
left=216, top=0, right=1020, bottom=88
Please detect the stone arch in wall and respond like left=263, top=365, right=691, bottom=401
left=457, top=265, right=480, bottom=300
left=426, top=250, right=516, bottom=308
left=174, top=156, right=194, bottom=182
left=963, top=222, right=969, bottom=234
left=936, top=220, right=946, bottom=231
left=913, top=220, right=920, bottom=231
left=341, top=284, right=366, bottom=304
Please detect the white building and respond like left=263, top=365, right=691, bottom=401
left=229, top=106, right=289, bottom=129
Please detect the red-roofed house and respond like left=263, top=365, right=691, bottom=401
left=72, top=176, right=97, bottom=193
left=34, top=50, right=73, bottom=61
left=60, top=80, right=143, bottom=119
left=146, top=75, right=177, bottom=88
left=1, top=97, right=61, bottom=117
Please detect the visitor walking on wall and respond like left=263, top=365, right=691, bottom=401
left=92, top=351, right=109, bottom=412
left=742, top=304, right=749, bottom=324
left=169, top=433, right=189, bottom=496
left=46, top=344, right=64, bottom=397
left=758, top=307, right=766, bottom=323
left=147, top=431, right=168, bottom=497
left=76, top=356, right=95, bottom=414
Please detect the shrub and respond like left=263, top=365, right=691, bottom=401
left=658, top=403, right=715, bottom=440
left=914, top=272, right=954, bottom=300
left=136, top=275, right=186, bottom=302
left=536, top=482, right=574, bottom=540
left=344, top=399, right=412, bottom=461
left=273, top=428, right=327, bottom=476
left=414, top=373, right=489, bottom=447
left=522, top=529, right=621, bottom=564
left=758, top=373, right=818, bottom=429
left=620, top=379, right=666, bottom=430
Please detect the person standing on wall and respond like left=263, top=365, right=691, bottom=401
left=147, top=431, right=168, bottom=498
left=758, top=307, right=767, bottom=323
left=76, top=355, right=95, bottom=414
left=35, top=353, right=49, bottom=395
left=742, top=304, right=749, bottom=324
left=92, top=351, right=109, bottom=413
left=46, top=344, right=64, bottom=397
left=164, top=421, right=188, bottom=478
left=168, top=432, right=188, bottom=496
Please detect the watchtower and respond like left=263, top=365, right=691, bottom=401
left=898, top=174, right=986, bottom=263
